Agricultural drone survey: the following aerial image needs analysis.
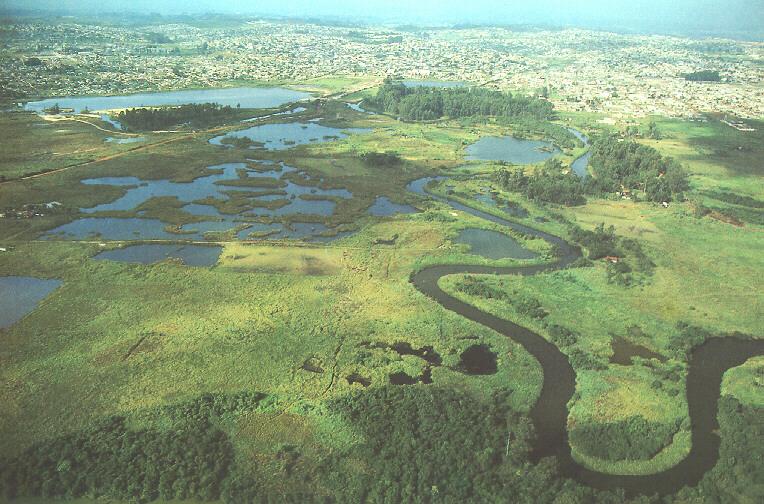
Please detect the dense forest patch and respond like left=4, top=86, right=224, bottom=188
left=494, top=136, right=689, bottom=207
left=368, top=79, right=554, bottom=122
left=116, top=103, right=248, bottom=131
left=570, top=416, right=681, bottom=462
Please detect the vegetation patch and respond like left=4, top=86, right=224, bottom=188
left=569, top=416, right=681, bottom=462
left=368, top=78, right=554, bottom=121
left=116, top=103, right=253, bottom=132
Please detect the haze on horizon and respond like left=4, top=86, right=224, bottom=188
left=4, top=0, right=764, bottom=39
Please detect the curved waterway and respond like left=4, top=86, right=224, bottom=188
left=407, top=176, right=764, bottom=496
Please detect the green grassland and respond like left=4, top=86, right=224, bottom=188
left=0, top=113, right=156, bottom=181
left=1, top=90, right=763, bottom=502
left=435, top=111, right=764, bottom=476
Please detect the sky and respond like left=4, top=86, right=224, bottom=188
left=4, top=1, right=764, bottom=37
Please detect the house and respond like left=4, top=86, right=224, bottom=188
left=604, top=256, right=620, bottom=264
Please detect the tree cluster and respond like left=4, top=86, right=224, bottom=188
left=369, top=79, right=555, bottom=121
left=0, top=391, right=269, bottom=503
left=116, top=103, right=241, bottom=131
left=568, top=222, right=654, bottom=286
left=587, top=135, right=689, bottom=203
left=360, top=152, right=402, bottom=167
left=495, top=158, right=586, bottom=206
left=570, top=416, right=681, bottom=461
left=0, top=416, right=233, bottom=503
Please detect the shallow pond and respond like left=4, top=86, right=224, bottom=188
left=44, top=217, right=186, bottom=240
left=79, top=162, right=351, bottom=217
left=81, top=163, right=243, bottom=213
left=367, top=197, right=417, bottom=217
left=46, top=160, right=355, bottom=242
left=0, top=277, right=61, bottom=329
left=610, top=337, right=665, bottom=365
left=455, top=228, right=538, bottom=260
left=25, top=87, right=311, bottom=113
left=389, top=372, right=418, bottom=385
left=457, top=344, right=498, bottom=375
left=466, top=136, right=561, bottom=164
left=94, top=244, right=222, bottom=267
left=210, top=122, right=370, bottom=151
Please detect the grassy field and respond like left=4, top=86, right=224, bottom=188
left=1, top=92, right=763, bottom=501
left=0, top=112, right=155, bottom=181
left=434, top=110, right=764, bottom=475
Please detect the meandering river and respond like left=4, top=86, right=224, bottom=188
left=407, top=176, right=764, bottom=495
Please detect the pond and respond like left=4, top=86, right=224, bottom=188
left=0, top=277, right=62, bottom=330
left=610, top=337, right=665, bottom=365
left=367, top=197, right=417, bottom=217
left=210, top=122, right=370, bottom=151
left=94, top=244, right=222, bottom=267
left=389, top=371, right=418, bottom=385
left=44, top=217, right=187, bottom=241
left=80, top=163, right=244, bottom=213
left=45, top=160, right=356, bottom=242
left=24, top=87, right=312, bottom=113
left=455, top=228, right=538, bottom=260
left=457, top=344, right=498, bottom=375
left=466, top=136, right=561, bottom=164
left=45, top=217, right=351, bottom=243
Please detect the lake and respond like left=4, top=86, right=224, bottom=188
left=466, top=136, right=561, bottom=164
left=455, top=228, right=538, bottom=260
left=210, top=122, right=370, bottom=151
left=0, top=277, right=62, bottom=329
left=94, top=244, right=222, bottom=267
left=24, top=87, right=312, bottom=113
